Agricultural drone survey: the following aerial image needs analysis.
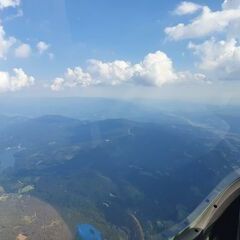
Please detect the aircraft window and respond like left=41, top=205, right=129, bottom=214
left=0, top=0, right=239, bottom=239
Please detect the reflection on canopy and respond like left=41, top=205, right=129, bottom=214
left=0, top=193, right=73, bottom=240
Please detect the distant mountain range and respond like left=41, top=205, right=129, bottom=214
left=0, top=107, right=239, bottom=239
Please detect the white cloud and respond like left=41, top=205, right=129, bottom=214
left=0, top=68, right=35, bottom=92
left=51, top=67, right=93, bottom=91
left=168, top=0, right=240, bottom=82
left=50, top=78, right=65, bottom=91
left=177, top=71, right=207, bottom=83
left=132, top=51, right=178, bottom=86
left=37, top=41, right=49, bottom=54
left=0, top=23, right=51, bottom=60
left=86, top=59, right=134, bottom=86
left=0, top=24, right=16, bottom=59
left=174, top=1, right=202, bottom=15
left=51, top=51, right=206, bottom=91
left=165, top=2, right=240, bottom=40
left=222, top=0, right=240, bottom=10
left=189, top=38, right=240, bottom=80
left=14, top=43, right=31, bottom=58
left=0, top=0, right=20, bottom=9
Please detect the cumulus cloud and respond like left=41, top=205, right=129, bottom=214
left=37, top=41, right=49, bottom=54
left=165, top=1, right=240, bottom=40
left=189, top=38, right=240, bottom=80
left=0, top=23, right=51, bottom=60
left=0, top=68, right=34, bottom=92
left=50, top=78, right=65, bottom=91
left=51, top=67, right=92, bottom=91
left=174, top=1, right=202, bottom=15
left=0, top=24, right=16, bottom=59
left=0, top=0, right=20, bottom=9
left=86, top=59, right=134, bottom=86
left=132, top=51, right=178, bottom=86
left=51, top=51, right=206, bottom=91
left=14, top=43, right=31, bottom=58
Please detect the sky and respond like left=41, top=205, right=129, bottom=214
left=0, top=0, right=240, bottom=103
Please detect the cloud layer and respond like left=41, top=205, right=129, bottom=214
left=51, top=51, right=207, bottom=91
left=1, top=0, right=240, bottom=94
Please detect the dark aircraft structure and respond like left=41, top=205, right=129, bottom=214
left=171, top=170, right=240, bottom=240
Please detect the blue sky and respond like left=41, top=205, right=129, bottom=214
left=3, top=1, right=214, bottom=67
left=2, top=0, right=192, bottom=74
left=0, top=0, right=240, bottom=102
